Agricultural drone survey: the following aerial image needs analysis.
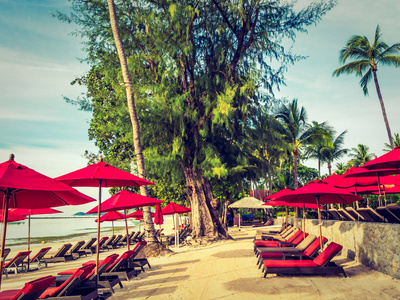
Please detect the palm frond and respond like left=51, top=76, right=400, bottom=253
left=360, top=69, right=372, bottom=95
left=333, top=60, right=370, bottom=76
left=379, top=55, right=400, bottom=67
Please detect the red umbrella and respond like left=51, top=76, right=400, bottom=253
left=335, top=167, right=378, bottom=188
left=277, top=180, right=363, bottom=249
left=361, top=146, right=400, bottom=170
left=154, top=204, right=164, bottom=225
left=0, top=210, right=26, bottom=223
left=10, top=208, right=62, bottom=269
left=126, top=210, right=155, bottom=219
left=0, top=155, right=94, bottom=288
left=263, top=188, right=292, bottom=200
left=161, top=202, right=191, bottom=215
left=56, top=159, right=155, bottom=279
left=86, top=191, right=163, bottom=252
left=95, top=211, right=125, bottom=235
left=322, top=174, right=343, bottom=185
left=161, top=203, right=190, bottom=249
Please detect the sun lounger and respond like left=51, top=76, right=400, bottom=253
left=59, top=254, right=122, bottom=295
left=337, top=208, right=355, bottom=221
left=129, top=241, right=151, bottom=272
left=3, top=251, right=31, bottom=276
left=100, top=235, right=115, bottom=251
left=261, top=242, right=346, bottom=278
left=39, top=264, right=97, bottom=299
left=43, top=243, right=73, bottom=263
left=254, top=230, right=303, bottom=249
left=101, top=250, right=140, bottom=281
left=67, top=241, right=86, bottom=259
left=356, top=208, right=384, bottom=222
left=386, top=203, right=400, bottom=220
left=307, top=211, right=318, bottom=219
left=257, top=227, right=295, bottom=242
left=107, top=235, right=123, bottom=249
left=346, top=207, right=365, bottom=221
left=2, top=248, right=10, bottom=261
left=255, top=232, right=309, bottom=256
left=0, top=275, right=55, bottom=300
left=327, top=209, right=343, bottom=220
left=90, top=236, right=109, bottom=254
left=376, top=206, right=400, bottom=223
left=252, top=220, right=274, bottom=227
left=80, top=238, right=97, bottom=255
left=24, top=247, right=52, bottom=269
left=319, top=210, right=329, bottom=220
left=257, top=236, right=327, bottom=267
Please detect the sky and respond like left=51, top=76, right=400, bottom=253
left=0, top=0, right=399, bottom=213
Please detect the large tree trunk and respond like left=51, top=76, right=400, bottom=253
left=183, top=166, right=229, bottom=239
left=107, top=0, right=157, bottom=243
left=373, top=70, right=394, bottom=149
left=293, top=148, right=299, bottom=217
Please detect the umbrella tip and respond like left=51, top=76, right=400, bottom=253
left=9, top=153, right=15, bottom=161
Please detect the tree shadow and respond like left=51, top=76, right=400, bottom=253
left=212, top=249, right=254, bottom=258
left=155, top=259, right=200, bottom=268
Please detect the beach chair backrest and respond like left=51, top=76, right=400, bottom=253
left=131, top=241, right=147, bottom=259
left=15, top=275, right=56, bottom=300
left=112, top=235, right=123, bottom=245
left=295, top=234, right=316, bottom=252
left=2, top=248, right=11, bottom=261
left=30, top=247, right=52, bottom=263
left=87, top=254, right=119, bottom=280
left=130, top=232, right=140, bottom=242
left=302, top=236, right=328, bottom=258
left=96, top=236, right=108, bottom=247
left=70, top=241, right=85, bottom=253
left=313, top=242, right=343, bottom=267
left=107, top=250, right=134, bottom=272
left=82, top=238, right=96, bottom=249
left=286, top=230, right=302, bottom=243
left=4, top=251, right=31, bottom=269
left=291, top=232, right=308, bottom=245
left=54, top=243, right=72, bottom=257
left=46, top=264, right=94, bottom=298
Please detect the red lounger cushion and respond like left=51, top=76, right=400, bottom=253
left=263, top=259, right=318, bottom=268
left=0, top=276, right=55, bottom=300
left=259, top=252, right=284, bottom=259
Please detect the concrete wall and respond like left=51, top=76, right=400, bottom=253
left=290, top=218, right=400, bottom=279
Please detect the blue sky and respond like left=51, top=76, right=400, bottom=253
left=0, top=0, right=399, bottom=212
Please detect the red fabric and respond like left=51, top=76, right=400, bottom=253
left=322, top=174, right=343, bottom=185
left=0, top=210, right=26, bottom=223
left=254, top=231, right=302, bottom=247
left=277, top=180, right=363, bottom=205
left=263, top=259, right=318, bottom=268
left=55, top=160, right=155, bottom=187
left=106, top=250, right=135, bottom=271
left=0, top=158, right=95, bottom=209
left=96, top=211, right=125, bottom=222
left=161, top=202, right=191, bottom=215
left=335, top=167, right=380, bottom=188
left=127, top=210, right=155, bottom=220
left=259, top=252, right=283, bottom=259
left=154, top=204, right=164, bottom=225
left=264, top=200, right=322, bottom=209
left=361, top=146, right=400, bottom=170
left=263, top=189, right=292, bottom=200
left=302, top=237, right=328, bottom=257
left=86, top=190, right=163, bottom=213
left=0, top=276, right=55, bottom=300
left=313, top=242, right=342, bottom=266
left=4, top=251, right=31, bottom=268
left=10, top=208, right=62, bottom=216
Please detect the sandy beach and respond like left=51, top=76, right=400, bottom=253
left=2, top=225, right=400, bottom=299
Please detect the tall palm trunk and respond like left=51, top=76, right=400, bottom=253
left=373, top=70, right=394, bottom=149
left=107, top=0, right=157, bottom=243
left=293, top=148, right=299, bottom=218
left=327, top=159, right=332, bottom=176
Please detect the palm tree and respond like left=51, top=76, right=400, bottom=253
left=304, top=121, right=334, bottom=177
left=383, top=133, right=400, bottom=152
left=106, top=0, right=157, bottom=243
left=333, top=25, right=400, bottom=149
left=335, top=162, right=349, bottom=175
left=348, top=144, right=375, bottom=167
left=320, top=130, right=348, bottom=175
left=275, top=99, right=308, bottom=190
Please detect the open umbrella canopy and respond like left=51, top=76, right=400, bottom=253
left=55, top=159, right=155, bottom=187
left=0, top=157, right=95, bottom=209
left=334, top=167, right=378, bottom=188
left=322, top=174, right=343, bottom=185
left=263, top=189, right=292, bottom=201
left=0, top=210, right=26, bottom=222
left=277, top=180, right=363, bottom=205
left=263, top=200, right=322, bottom=209
left=127, top=210, right=155, bottom=220
left=161, top=202, right=191, bottom=215
left=10, top=208, right=63, bottom=216
left=361, top=146, right=400, bottom=170
left=228, top=197, right=266, bottom=209
left=86, top=190, right=164, bottom=214
left=95, top=211, right=125, bottom=223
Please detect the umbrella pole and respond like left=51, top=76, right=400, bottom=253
left=302, top=202, right=306, bottom=238
left=0, top=192, right=11, bottom=290
left=377, top=173, right=383, bottom=207
left=317, top=197, right=323, bottom=251
left=27, top=215, right=31, bottom=270
left=124, top=209, right=130, bottom=251
left=112, top=220, right=114, bottom=236
left=285, top=207, right=288, bottom=228
left=96, top=180, right=103, bottom=285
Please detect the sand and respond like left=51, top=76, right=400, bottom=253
left=2, top=227, right=400, bottom=299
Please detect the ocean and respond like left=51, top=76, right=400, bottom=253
left=2, top=217, right=140, bottom=250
